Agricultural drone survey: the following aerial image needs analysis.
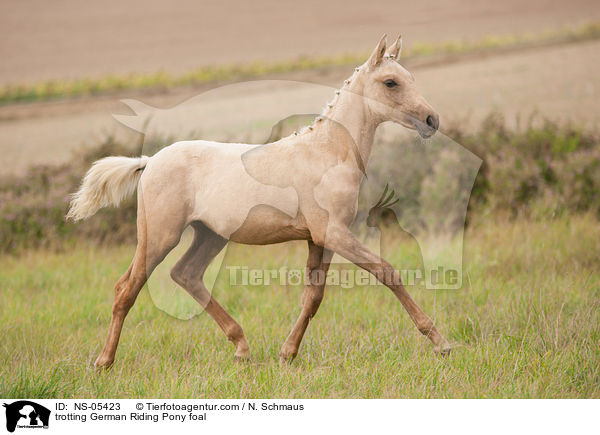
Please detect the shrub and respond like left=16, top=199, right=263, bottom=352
left=0, top=114, right=598, bottom=254
left=0, top=138, right=139, bottom=253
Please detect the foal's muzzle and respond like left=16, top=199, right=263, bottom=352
left=414, top=113, right=439, bottom=138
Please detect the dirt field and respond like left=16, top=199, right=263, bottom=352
left=1, top=38, right=598, bottom=176
left=1, top=1, right=599, bottom=176
left=2, top=0, right=600, bottom=85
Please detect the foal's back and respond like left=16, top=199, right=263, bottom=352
left=141, top=139, right=302, bottom=241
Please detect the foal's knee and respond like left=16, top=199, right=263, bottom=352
left=170, top=259, right=204, bottom=289
left=304, top=289, right=324, bottom=306
left=169, top=265, right=185, bottom=287
left=302, top=287, right=324, bottom=317
left=170, top=260, right=200, bottom=289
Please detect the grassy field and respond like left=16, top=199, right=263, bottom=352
left=1, top=215, right=599, bottom=398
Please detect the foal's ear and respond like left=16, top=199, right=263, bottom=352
left=387, top=34, right=402, bottom=59
left=367, top=34, right=387, bottom=69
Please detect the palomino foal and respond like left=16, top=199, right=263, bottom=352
left=68, top=35, right=451, bottom=368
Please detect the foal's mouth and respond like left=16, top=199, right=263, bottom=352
left=403, top=112, right=439, bottom=139
left=413, top=119, right=438, bottom=139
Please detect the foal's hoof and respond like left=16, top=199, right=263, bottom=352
left=279, top=357, right=293, bottom=365
left=94, top=356, right=114, bottom=370
left=433, top=343, right=453, bottom=356
left=234, top=355, right=251, bottom=363
left=279, top=342, right=298, bottom=364
left=279, top=353, right=297, bottom=365
left=234, top=347, right=251, bottom=363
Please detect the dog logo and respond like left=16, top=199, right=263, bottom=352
left=2, top=401, right=50, bottom=432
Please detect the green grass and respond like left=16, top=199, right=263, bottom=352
left=1, top=21, right=600, bottom=105
left=1, top=216, right=599, bottom=398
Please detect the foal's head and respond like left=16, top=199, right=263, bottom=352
left=356, top=35, right=439, bottom=138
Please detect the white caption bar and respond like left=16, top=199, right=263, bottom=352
left=0, top=399, right=596, bottom=434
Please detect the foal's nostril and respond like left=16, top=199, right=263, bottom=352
left=426, top=114, right=438, bottom=130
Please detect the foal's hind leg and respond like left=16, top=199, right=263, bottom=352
left=280, top=241, right=333, bottom=363
left=95, top=194, right=185, bottom=368
left=170, top=222, right=250, bottom=360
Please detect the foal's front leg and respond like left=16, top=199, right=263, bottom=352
left=280, top=241, right=333, bottom=363
left=324, top=226, right=451, bottom=354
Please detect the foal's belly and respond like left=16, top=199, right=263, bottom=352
left=228, top=204, right=311, bottom=245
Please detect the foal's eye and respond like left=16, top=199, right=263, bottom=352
left=383, top=79, right=397, bottom=88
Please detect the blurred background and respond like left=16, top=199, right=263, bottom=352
left=1, top=0, right=600, bottom=398
left=1, top=0, right=599, bottom=173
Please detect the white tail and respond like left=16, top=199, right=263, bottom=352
left=66, top=155, right=149, bottom=221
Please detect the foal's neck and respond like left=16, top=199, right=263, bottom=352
left=319, top=71, right=379, bottom=172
